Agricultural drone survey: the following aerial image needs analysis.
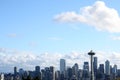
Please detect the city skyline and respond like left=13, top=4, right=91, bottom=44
left=1, top=57, right=119, bottom=80
left=1, top=0, right=120, bottom=72
left=1, top=57, right=118, bottom=73
left=0, top=51, right=120, bottom=73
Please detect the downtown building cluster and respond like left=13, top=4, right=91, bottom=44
left=0, top=57, right=120, bottom=80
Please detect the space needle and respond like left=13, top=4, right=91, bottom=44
left=88, top=50, right=95, bottom=80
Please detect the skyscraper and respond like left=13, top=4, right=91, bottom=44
left=93, top=57, right=97, bottom=76
left=113, top=64, right=117, bottom=74
left=83, top=62, right=90, bottom=79
left=99, top=64, right=104, bottom=74
left=50, top=66, right=55, bottom=80
left=45, top=67, right=51, bottom=80
left=105, top=60, right=110, bottom=75
left=72, top=63, right=79, bottom=79
left=14, top=66, right=17, bottom=75
left=55, top=71, right=60, bottom=80
left=83, top=62, right=89, bottom=71
left=67, top=67, right=72, bottom=79
left=60, top=59, right=66, bottom=74
left=35, top=66, right=41, bottom=80
left=35, top=66, right=40, bottom=72
left=112, top=64, right=117, bottom=79
left=97, top=64, right=105, bottom=80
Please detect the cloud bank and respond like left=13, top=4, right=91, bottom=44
left=54, top=1, right=120, bottom=33
left=0, top=48, right=120, bottom=72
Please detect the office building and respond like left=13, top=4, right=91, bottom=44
left=93, top=57, right=97, bottom=75
left=67, top=67, right=72, bottom=79
left=105, top=60, right=110, bottom=75
left=83, top=62, right=90, bottom=80
left=99, top=64, right=104, bottom=74
left=72, top=63, right=79, bottom=78
left=14, top=66, right=17, bottom=75
left=113, top=64, right=117, bottom=74
left=60, top=59, right=66, bottom=74
left=83, top=62, right=89, bottom=71
left=35, top=66, right=40, bottom=72
left=50, top=66, right=55, bottom=80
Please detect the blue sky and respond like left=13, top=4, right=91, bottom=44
left=1, top=0, right=120, bottom=72
left=1, top=0, right=120, bottom=54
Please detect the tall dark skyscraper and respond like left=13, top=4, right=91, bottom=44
left=14, top=66, right=17, bottom=75
left=67, top=67, right=72, bottom=79
left=60, top=59, right=66, bottom=74
left=35, top=66, right=41, bottom=80
left=83, top=62, right=89, bottom=71
left=99, top=64, right=104, bottom=74
left=93, top=57, right=97, bottom=76
left=50, top=66, right=55, bottom=80
left=35, top=66, right=40, bottom=72
left=44, top=67, right=51, bottom=80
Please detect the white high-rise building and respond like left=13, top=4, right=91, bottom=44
left=105, top=60, right=110, bottom=75
left=60, top=59, right=66, bottom=74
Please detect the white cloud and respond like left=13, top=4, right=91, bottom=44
left=0, top=48, right=6, bottom=53
left=54, top=1, right=120, bottom=33
left=0, top=48, right=120, bottom=72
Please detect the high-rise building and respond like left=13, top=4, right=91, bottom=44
left=55, top=71, right=60, bottom=80
left=112, top=64, right=117, bottom=79
left=93, top=57, right=97, bottom=75
left=83, top=62, right=89, bottom=71
left=105, top=60, right=110, bottom=75
left=45, top=67, right=51, bottom=80
left=35, top=66, right=41, bottom=80
left=97, top=64, right=105, bottom=80
left=41, top=69, right=45, bottom=80
left=67, top=67, right=72, bottom=79
left=110, top=65, right=113, bottom=74
left=83, top=62, right=90, bottom=80
left=82, top=69, right=90, bottom=79
left=50, top=66, right=55, bottom=80
left=14, top=66, right=17, bottom=75
left=72, top=63, right=79, bottom=77
left=60, top=59, right=66, bottom=74
left=78, top=69, right=83, bottom=80
left=35, top=66, right=40, bottom=72
left=113, top=64, right=117, bottom=74
left=19, top=68, right=24, bottom=79
left=99, top=64, right=104, bottom=74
